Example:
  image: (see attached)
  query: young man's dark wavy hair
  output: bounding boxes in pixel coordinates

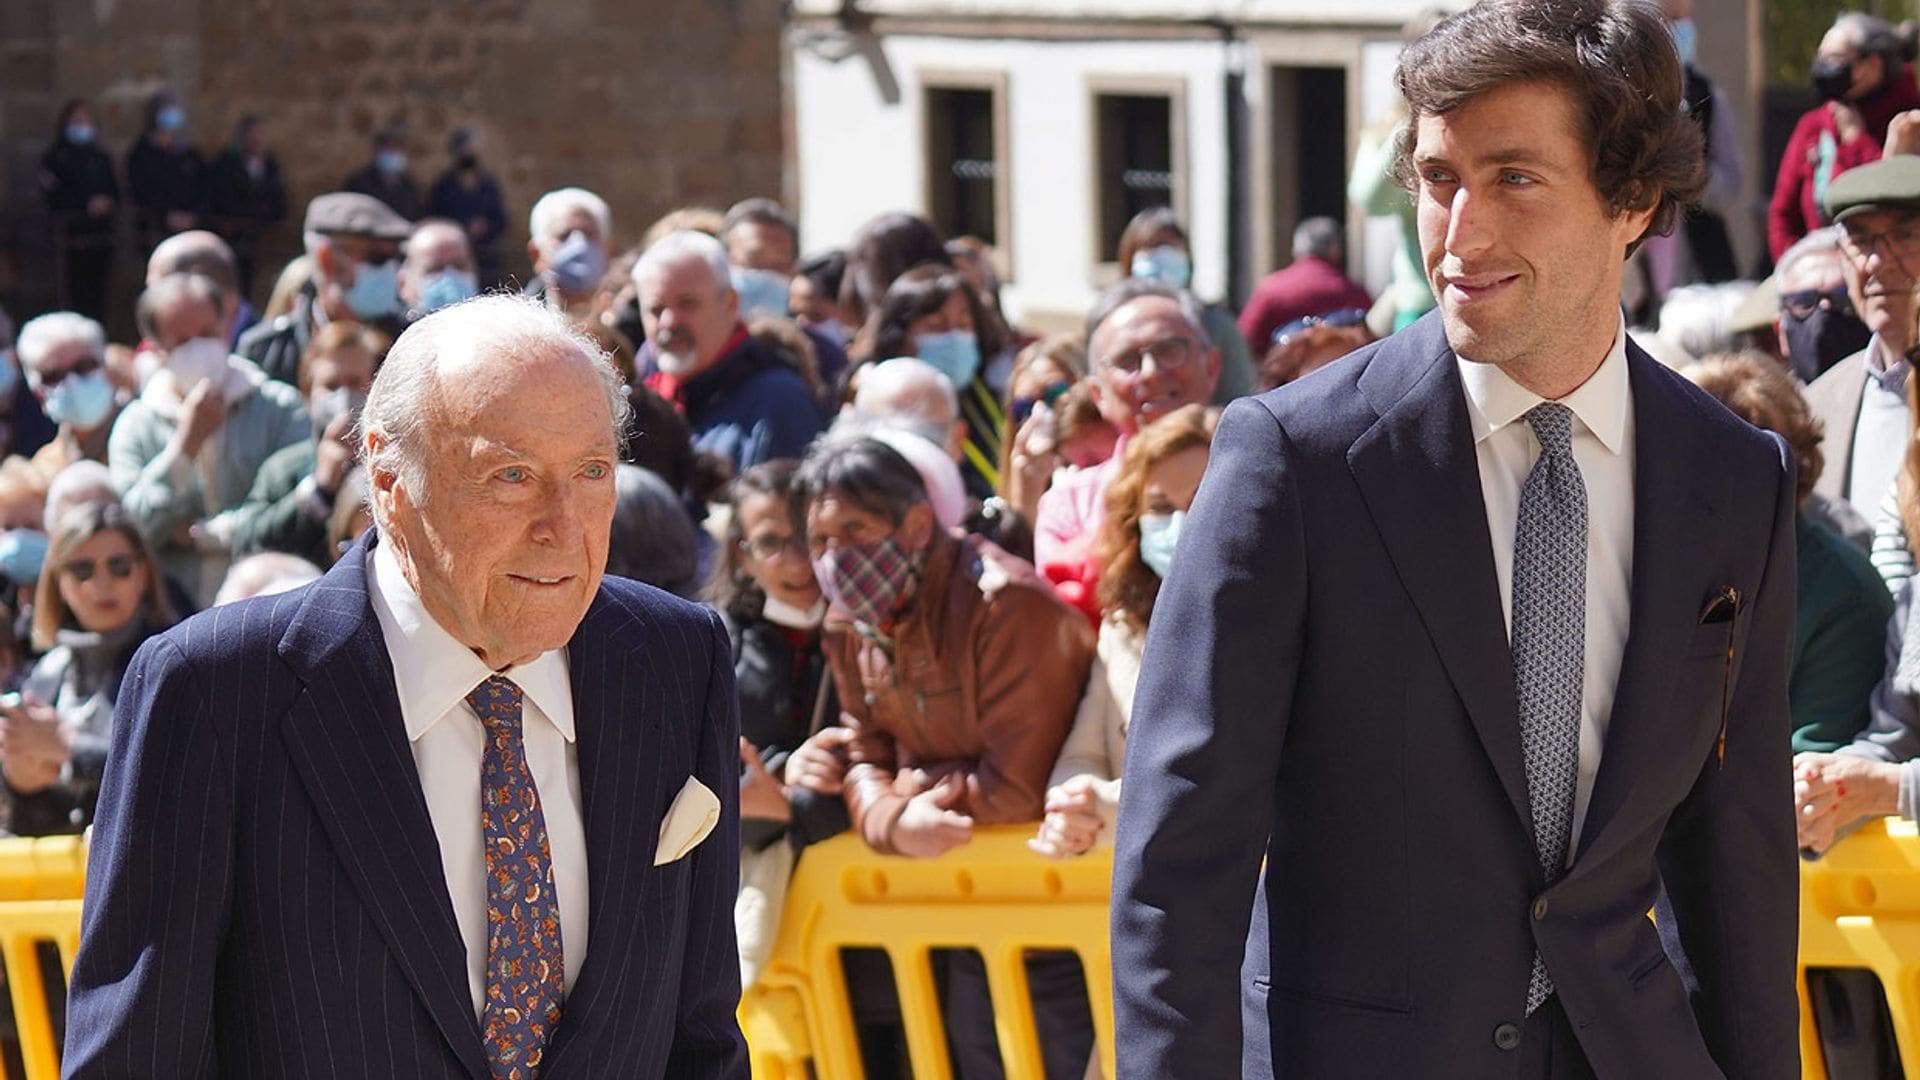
[1391,0,1705,254]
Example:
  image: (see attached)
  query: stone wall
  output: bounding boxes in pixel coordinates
[0,0,786,337]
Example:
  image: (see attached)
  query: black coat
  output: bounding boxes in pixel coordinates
[38,139,119,240]
[725,610,848,852]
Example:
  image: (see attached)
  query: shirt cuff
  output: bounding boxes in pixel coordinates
[294,474,334,522]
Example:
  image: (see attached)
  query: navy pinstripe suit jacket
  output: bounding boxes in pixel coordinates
[63,533,749,1078]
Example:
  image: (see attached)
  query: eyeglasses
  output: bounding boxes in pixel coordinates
[1100,336,1197,375]
[1780,287,1855,320]
[61,554,137,583]
[1273,308,1368,347]
[1010,380,1073,426]
[37,356,102,389]
[740,533,808,562]
[1841,222,1920,262]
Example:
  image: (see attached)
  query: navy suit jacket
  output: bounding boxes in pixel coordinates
[64,534,748,1078]
[1111,313,1800,1078]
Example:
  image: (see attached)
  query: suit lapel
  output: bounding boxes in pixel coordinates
[1573,349,1723,872]
[541,589,660,1066]
[275,538,487,1080]
[1347,322,1535,839]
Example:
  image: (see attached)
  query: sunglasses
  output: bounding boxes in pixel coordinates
[61,554,137,583]
[1273,308,1368,346]
[37,355,103,389]
[1010,381,1073,426]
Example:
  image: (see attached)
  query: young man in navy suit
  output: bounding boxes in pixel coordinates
[1112,1,1800,1077]
[66,295,748,1078]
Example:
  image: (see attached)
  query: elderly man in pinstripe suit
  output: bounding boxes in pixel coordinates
[64,294,748,1079]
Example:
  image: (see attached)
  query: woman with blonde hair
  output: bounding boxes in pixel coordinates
[1032,403,1216,857]
[2,500,173,834]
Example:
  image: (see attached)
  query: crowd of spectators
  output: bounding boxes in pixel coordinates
[22,4,1920,1075]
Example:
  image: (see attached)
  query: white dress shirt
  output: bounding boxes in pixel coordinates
[1457,319,1635,861]
[366,541,590,1019]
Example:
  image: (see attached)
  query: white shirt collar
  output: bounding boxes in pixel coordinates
[1456,314,1631,456]
[367,539,576,744]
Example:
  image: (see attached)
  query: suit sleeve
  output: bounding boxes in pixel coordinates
[1655,435,1801,1080]
[1110,398,1305,1078]
[64,635,234,1079]
[664,609,750,1078]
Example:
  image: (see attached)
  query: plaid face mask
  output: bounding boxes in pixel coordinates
[813,535,921,630]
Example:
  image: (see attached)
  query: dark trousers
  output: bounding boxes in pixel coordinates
[1521,996,1596,1080]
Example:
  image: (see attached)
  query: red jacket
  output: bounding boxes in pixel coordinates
[1769,68,1920,260]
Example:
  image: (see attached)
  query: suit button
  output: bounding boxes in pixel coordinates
[1493,1022,1522,1051]
[1532,897,1549,920]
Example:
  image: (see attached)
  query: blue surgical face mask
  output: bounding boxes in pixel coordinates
[375,149,407,176]
[344,258,402,320]
[1131,245,1193,290]
[44,369,115,430]
[0,529,48,586]
[415,267,478,315]
[65,123,96,146]
[914,329,981,389]
[1138,510,1186,579]
[807,318,849,350]
[547,230,608,295]
[731,267,791,320]
[0,350,18,403]
[1669,17,1698,68]
[156,105,186,134]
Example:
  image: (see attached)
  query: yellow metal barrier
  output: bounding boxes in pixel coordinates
[8,823,1920,1078]
[740,826,1115,1080]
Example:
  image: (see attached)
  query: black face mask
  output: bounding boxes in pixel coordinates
[1783,304,1872,380]
[1813,58,1857,102]
[457,153,479,171]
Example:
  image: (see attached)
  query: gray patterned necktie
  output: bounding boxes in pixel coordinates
[1511,402,1586,1014]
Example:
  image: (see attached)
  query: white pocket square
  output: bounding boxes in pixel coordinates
[655,776,721,866]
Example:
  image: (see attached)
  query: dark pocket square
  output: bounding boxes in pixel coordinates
[1699,587,1740,624]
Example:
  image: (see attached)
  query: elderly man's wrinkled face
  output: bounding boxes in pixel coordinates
[375,340,619,670]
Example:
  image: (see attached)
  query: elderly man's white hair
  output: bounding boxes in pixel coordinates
[528,187,612,251]
[358,294,632,526]
[851,356,960,436]
[16,312,105,382]
[43,460,116,534]
[632,230,733,296]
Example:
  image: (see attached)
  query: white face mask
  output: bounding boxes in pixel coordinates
[761,593,826,630]
[164,337,230,388]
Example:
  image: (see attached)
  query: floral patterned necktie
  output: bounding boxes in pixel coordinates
[467,675,565,1078]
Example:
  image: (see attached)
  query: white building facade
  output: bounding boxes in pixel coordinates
[786,0,1764,331]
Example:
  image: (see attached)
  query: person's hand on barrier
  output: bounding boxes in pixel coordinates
[739,738,793,823]
[0,697,69,795]
[786,726,854,795]
[1028,776,1104,859]
[1794,751,1901,853]
[891,773,974,858]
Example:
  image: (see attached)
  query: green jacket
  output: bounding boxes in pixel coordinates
[1793,513,1897,751]
[230,439,333,569]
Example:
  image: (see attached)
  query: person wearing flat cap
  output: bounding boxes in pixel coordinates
[1804,156,1920,538]
[237,191,412,386]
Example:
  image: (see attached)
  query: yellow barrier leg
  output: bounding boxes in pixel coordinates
[891,944,955,1080]
[1,933,57,1080]
[985,945,1045,1079]
[1083,949,1116,1080]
